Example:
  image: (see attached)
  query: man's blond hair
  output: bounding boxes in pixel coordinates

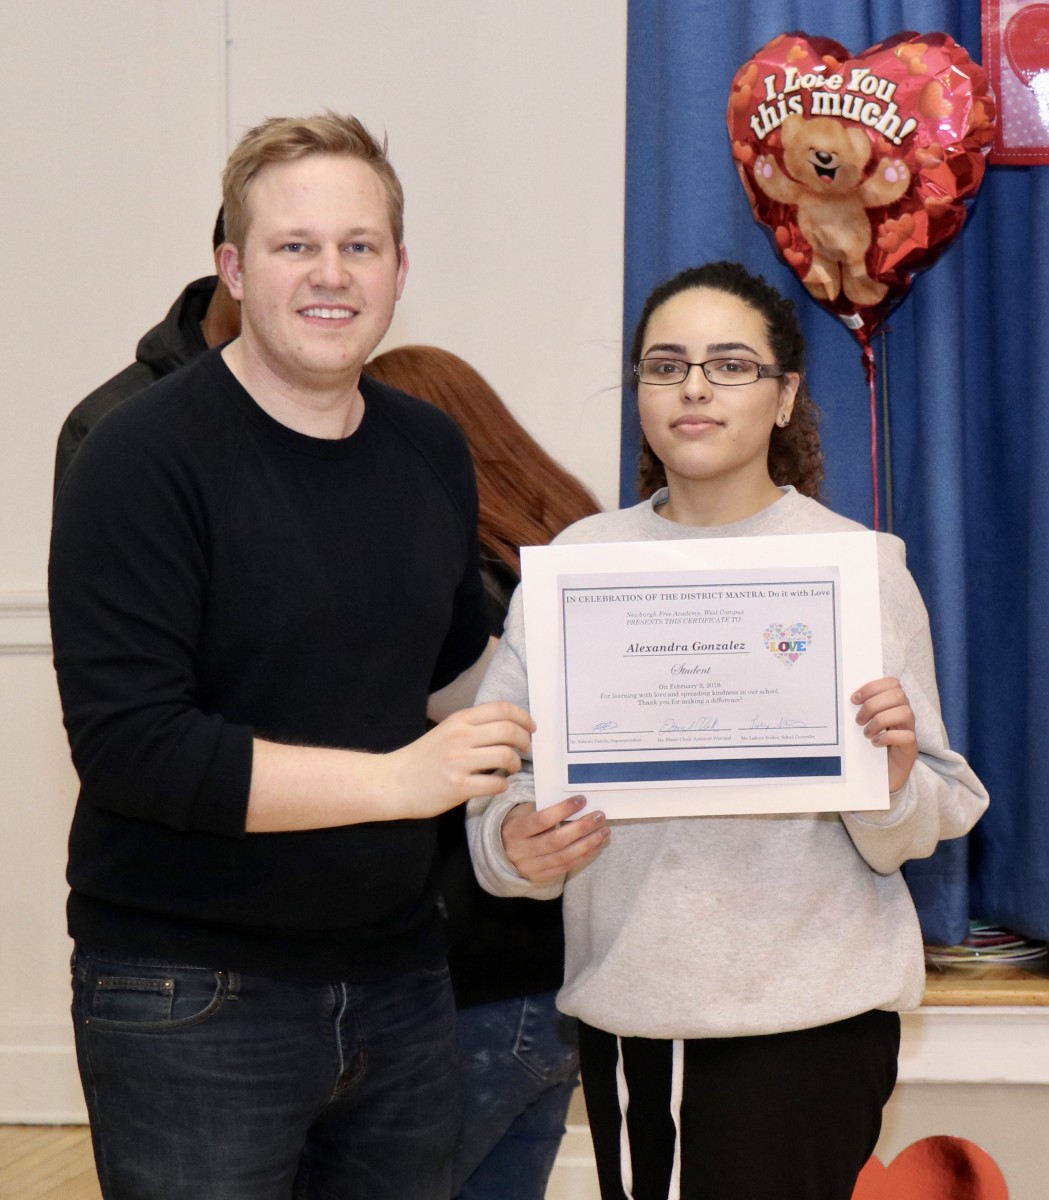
[221,112,404,249]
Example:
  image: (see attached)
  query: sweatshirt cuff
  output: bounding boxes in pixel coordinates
[466,788,564,901]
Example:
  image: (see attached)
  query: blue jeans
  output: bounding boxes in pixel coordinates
[453,992,579,1200]
[71,947,461,1200]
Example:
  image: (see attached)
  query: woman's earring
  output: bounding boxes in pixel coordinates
[777,414,790,427]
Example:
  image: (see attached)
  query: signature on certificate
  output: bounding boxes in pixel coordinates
[747,715,811,729]
[659,716,720,732]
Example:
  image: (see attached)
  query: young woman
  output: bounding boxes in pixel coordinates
[466,262,988,1200]
[365,345,600,1200]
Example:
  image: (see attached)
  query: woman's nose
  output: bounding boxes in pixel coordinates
[680,362,713,401]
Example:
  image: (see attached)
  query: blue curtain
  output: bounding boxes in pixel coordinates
[623,0,1049,944]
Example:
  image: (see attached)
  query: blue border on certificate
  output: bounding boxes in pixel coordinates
[568,756,843,783]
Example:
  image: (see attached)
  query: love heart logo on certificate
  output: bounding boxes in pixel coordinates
[764,622,813,666]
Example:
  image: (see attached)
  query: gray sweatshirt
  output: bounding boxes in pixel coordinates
[467,487,988,1039]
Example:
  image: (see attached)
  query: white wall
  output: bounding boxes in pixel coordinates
[0,0,626,1121]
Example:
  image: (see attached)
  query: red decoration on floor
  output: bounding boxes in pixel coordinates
[852,1136,1009,1199]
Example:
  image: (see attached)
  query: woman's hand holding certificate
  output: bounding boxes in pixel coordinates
[501,796,610,884]
[852,676,918,793]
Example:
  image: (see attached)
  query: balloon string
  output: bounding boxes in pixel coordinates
[862,342,879,531]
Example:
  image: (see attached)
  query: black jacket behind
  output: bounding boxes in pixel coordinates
[53,276,217,498]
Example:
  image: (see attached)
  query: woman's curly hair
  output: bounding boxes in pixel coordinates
[630,261,824,502]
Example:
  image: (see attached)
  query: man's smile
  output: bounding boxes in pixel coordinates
[299,306,357,319]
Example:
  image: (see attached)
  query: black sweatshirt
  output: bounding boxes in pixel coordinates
[50,351,488,981]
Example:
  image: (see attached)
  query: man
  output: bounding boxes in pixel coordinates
[49,114,534,1200]
[53,210,241,495]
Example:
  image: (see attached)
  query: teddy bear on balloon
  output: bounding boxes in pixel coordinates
[751,113,911,307]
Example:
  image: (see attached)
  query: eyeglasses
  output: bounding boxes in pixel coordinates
[635,357,785,387]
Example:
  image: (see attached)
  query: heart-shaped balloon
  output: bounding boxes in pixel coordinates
[727,31,996,340]
[852,1136,1009,1199]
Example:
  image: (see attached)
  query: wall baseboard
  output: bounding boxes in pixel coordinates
[545,1126,601,1200]
[0,591,50,656]
[898,1005,1049,1084]
[0,1022,87,1124]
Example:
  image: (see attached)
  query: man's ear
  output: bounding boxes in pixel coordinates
[395,244,409,301]
[218,242,245,301]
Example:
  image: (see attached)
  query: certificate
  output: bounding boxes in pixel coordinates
[520,532,888,818]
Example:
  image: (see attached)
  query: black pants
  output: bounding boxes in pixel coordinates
[578,1010,900,1200]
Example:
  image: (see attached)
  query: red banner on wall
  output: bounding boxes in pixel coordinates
[984,0,1049,162]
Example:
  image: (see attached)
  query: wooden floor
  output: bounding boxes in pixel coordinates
[0,1126,101,1200]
